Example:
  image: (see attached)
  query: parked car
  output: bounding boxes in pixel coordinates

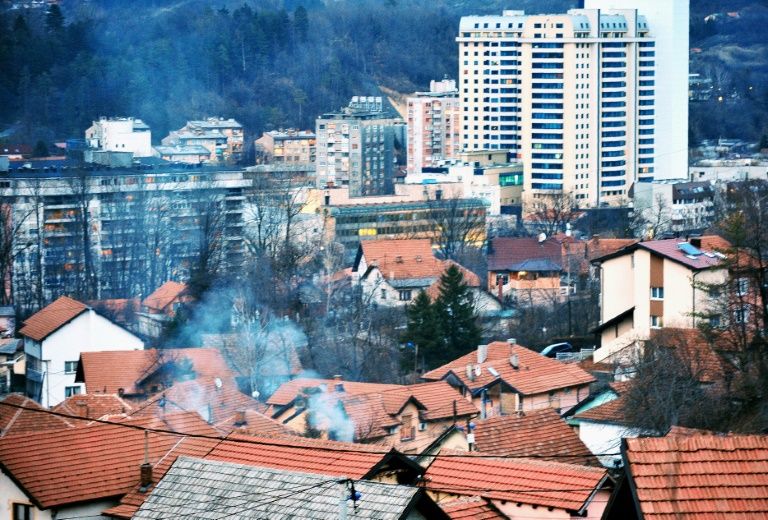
[540,342,573,358]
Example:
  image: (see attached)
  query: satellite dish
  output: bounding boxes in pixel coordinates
[251,390,260,399]
[538,232,547,243]
[214,377,223,389]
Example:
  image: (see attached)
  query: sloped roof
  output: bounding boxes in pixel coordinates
[422,342,595,395]
[132,457,430,520]
[488,237,562,272]
[0,338,22,356]
[424,453,607,512]
[267,378,401,407]
[473,409,600,466]
[574,382,631,426]
[18,296,89,341]
[379,381,478,421]
[141,281,188,312]
[52,394,134,420]
[0,394,74,437]
[624,433,768,519]
[649,328,733,384]
[594,236,728,271]
[0,413,220,509]
[215,409,298,437]
[440,496,506,519]
[78,348,234,395]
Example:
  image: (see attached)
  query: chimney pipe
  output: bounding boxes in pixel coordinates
[510,354,519,370]
[506,338,516,345]
[234,410,246,426]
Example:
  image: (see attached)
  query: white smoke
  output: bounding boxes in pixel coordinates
[305,391,355,442]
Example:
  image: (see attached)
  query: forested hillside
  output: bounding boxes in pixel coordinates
[0,0,765,149]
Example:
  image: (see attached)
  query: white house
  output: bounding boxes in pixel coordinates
[22,296,144,407]
[85,117,153,157]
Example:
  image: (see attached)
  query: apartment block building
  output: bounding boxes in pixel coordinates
[3,165,249,308]
[85,117,153,157]
[254,129,316,164]
[632,180,716,235]
[406,78,461,175]
[315,97,406,197]
[162,117,244,164]
[458,6,664,208]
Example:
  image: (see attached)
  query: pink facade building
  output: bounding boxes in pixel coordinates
[406,78,460,175]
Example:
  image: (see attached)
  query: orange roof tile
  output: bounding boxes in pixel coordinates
[422,342,595,396]
[19,296,88,341]
[79,348,235,395]
[649,328,733,384]
[266,378,401,407]
[359,239,445,280]
[625,433,768,519]
[0,412,220,509]
[0,394,74,437]
[440,496,506,519]
[52,394,134,420]
[215,409,297,437]
[574,393,630,426]
[424,453,607,511]
[473,409,600,466]
[141,281,188,313]
[379,381,478,421]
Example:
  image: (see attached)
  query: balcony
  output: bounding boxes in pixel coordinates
[27,366,44,383]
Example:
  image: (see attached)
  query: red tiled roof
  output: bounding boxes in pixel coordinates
[0,412,220,509]
[129,376,263,425]
[473,409,600,466]
[574,383,631,426]
[266,378,401,407]
[358,239,438,278]
[440,496,506,519]
[19,296,88,341]
[625,433,768,519]
[141,281,188,313]
[79,348,234,395]
[488,237,562,272]
[424,453,607,512]
[215,409,297,437]
[379,381,478,421]
[422,342,595,395]
[649,328,732,384]
[52,394,134,420]
[0,394,74,437]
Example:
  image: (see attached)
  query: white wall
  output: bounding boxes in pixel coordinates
[31,310,144,407]
[0,473,52,520]
[579,420,641,467]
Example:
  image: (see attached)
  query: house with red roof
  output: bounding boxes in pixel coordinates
[606,430,768,519]
[591,236,730,363]
[423,452,612,519]
[422,340,595,417]
[487,236,564,305]
[136,281,191,338]
[269,378,478,451]
[352,238,500,314]
[21,296,144,407]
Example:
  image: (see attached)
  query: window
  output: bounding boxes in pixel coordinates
[65,385,82,398]
[12,504,32,520]
[737,278,749,296]
[400,414,415,441]
[651,287,664,300]
[734,307,749,324]
[64,360,78,374]
[650,315,663,328]
[399,290,412,301]
[709,315,722,328]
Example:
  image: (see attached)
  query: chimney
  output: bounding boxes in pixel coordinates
[466,364,475,382]
[690,237,702,249]
[333,374,342,381]
[510,354,519,370]
[75,399,89,418]
[477,344,488,364]
[140,463,153,490]
[506,338,516,345]
[234,410,246,426]
[335,383,345,392]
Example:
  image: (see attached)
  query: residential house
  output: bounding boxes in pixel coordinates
[0,339,23,395]
[76,347,234,399]
[424,453,612,519]
[254,129,316,164]
[132,457,448,520]
[152,144,211,164]
[22,296,144,407]
[591,236,730,363]
[352,238,500,314]
[136,281,190,338]
[85,117,153,157]
[606,431,768,519]
[52,393,135,420]
[632,179,716,235]
[472,408,599,466]
[422,340,595,417]
[162,117,244,164]
[269,378,478,452]
[487,236,564,305]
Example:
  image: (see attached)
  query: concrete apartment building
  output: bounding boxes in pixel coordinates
[315,96,406,197]
[85,117,153,157]
[254,129,316,164]
[162,117,244,164]
[406,78,461,175]
[458,1,688,208]
[632,180,716,235]
[3,164,249,307]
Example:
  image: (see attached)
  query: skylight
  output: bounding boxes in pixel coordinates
[678,242,703,257]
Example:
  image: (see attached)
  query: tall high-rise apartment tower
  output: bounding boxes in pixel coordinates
[458,1,688,208]
[406,78,461,175]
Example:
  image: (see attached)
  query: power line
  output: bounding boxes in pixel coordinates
[0,400,622,460]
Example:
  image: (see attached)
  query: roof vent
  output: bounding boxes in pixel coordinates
[507,338,516,345]
[474,365,482,377]
[487,366,499,377]
[395,256,404,263]
[510,354,519,370]
[415,255,422,263]
[466,364,475,382]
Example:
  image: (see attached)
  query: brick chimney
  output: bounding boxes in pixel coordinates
[140,463,153,491]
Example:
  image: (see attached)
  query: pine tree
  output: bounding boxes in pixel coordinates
[402,290,440,375]
[46,5,64,33]
[32,140,49,158]
[434,264,481,365]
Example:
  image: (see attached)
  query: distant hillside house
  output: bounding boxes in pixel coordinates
[21,296,144,407]
[136,281,190,339]
[85,117,153,157]
[162,117,243,164]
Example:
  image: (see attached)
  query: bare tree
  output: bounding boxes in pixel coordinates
[425,195,487,261]
[0,198,34,306]
[527,191,578,238]
[629,193,672,239]
[66,171,99,300]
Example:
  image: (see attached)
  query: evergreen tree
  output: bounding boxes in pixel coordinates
[32,140,48,157]
[46,5,64,33]
[433,264,481,365]
[293,6,308,42]
[401,290,440,375]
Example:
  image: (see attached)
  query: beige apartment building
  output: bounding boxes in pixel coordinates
[592,236,727,363]
[162,117,244,164]
[255,129,316,164]
[458,7,660,209]
[406,78,461,175]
